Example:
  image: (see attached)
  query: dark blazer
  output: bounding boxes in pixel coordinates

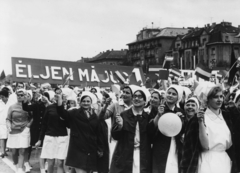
[97,114,110,172]
[57,106,103,171]
[109,108,152,173]
[148,103,185,173]
[22,101,46,146]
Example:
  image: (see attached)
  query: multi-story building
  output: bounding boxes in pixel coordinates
[127,27,189,72]
[77,49,129,65]
[171,22,240,70]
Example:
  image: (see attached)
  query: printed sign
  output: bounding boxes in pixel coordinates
[12,57,145,87]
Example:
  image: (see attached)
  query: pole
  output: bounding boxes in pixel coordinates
[162,60,166,69]
[180,57,182,70]
[220,60,238,84]
[193,55,196,69]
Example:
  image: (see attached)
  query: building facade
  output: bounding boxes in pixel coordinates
[171,22,240,70]
[77,49,129,65]
[127,27,189,72]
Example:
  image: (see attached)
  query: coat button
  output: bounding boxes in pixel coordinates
[88,153,90,156]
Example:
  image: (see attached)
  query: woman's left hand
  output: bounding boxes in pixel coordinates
[176,112,184,119]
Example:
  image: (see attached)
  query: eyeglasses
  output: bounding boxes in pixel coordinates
[17,94,24,97]
[133,94,143,99]
[123,91,131,95]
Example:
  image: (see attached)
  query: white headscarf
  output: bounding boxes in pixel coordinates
[186,97,200,109]
[182,86,192,101]
[167,85,183,104]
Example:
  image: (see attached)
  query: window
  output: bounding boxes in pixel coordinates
[225,36,229,42]
[234,47,239,58]
[211,48,216,55]
[202,38,207,46]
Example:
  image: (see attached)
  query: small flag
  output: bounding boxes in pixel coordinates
[148,65,162,72]
[126,72,134,84]
[218,70,227,78]
[0,70,6,80]
[163,56,173,69]
[113,71,126,84]
[195,65,212,81]
[184,74,192,81]
[62,72,74,87]
[169,68,181,78]
[159,69,169,80]
[145,73,159,88]
[165,56,174,61]
[28,76,33,85]
[228,48,238,85]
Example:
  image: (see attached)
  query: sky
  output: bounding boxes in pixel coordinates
[0,0,239,75]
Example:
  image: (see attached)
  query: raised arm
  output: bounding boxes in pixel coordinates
[98,98,112,119]
[111,113,124,140]
[55,93,71,122]
[197,109,209,150]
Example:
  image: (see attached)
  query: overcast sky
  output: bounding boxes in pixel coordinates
[0,0,239,74]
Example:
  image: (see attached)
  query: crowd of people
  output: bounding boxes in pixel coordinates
[0,78,240,173]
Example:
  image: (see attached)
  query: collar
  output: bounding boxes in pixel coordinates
[144,106,151,114]
[166,102,175,111]
[132,107,143,116]
[205,107,223,121]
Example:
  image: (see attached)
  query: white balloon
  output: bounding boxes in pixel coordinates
[158,113,182,137]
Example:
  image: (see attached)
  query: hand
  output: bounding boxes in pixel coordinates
[197,108,205,124]
[6,124,11,133]
[158,104,165,115]
[97,151,103,158]
[176,112,184,119]
[35,140,41,148]
[116,114,123,127]
[105,97,112,105]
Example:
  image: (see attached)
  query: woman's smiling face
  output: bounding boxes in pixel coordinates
[166,88,178,104]
[80,96,92,109]
[150,92,161,107]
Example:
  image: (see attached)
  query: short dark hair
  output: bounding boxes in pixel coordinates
[1,87,10,93]
[0,90,9,98]
[43,92,50,101]
[17,82,24,87]
[54,87,62,93]
[151,91,162,101]
[123,86,133,95]
[80,95,92,103]
[207,85,223,101]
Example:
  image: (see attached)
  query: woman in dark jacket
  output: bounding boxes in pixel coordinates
[35,90,68,173]
[148,85,185,173]
[56,92,104,173]
[110,89,152,173]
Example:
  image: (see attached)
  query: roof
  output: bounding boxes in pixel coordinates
[211,22,240,34]
[156,28,189,37]
[88,50,127,62]
[182,28,204,40]
[208,22,240,43]
[127,27,189,45]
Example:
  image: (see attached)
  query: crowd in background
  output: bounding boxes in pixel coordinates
[0,77,240,173]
